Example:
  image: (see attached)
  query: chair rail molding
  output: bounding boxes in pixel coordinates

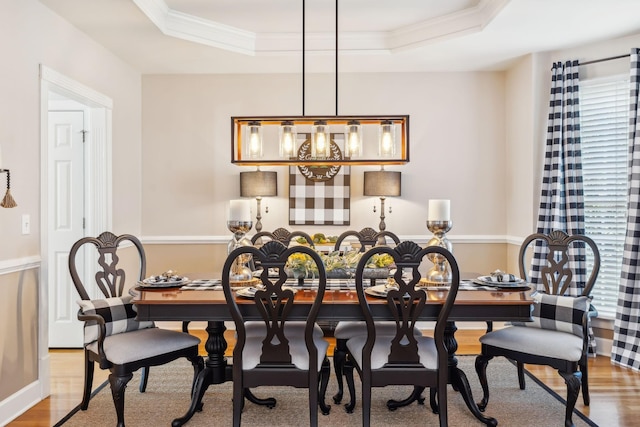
[0,256,41,275]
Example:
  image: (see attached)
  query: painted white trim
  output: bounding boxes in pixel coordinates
[0,381,43,426]
[40,66,113,109]
[132,0,509,56]
[0,256,40,275]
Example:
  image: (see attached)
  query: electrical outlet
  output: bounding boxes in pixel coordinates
[21,214,30,235]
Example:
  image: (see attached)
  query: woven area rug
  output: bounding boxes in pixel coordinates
[57,356,596,426]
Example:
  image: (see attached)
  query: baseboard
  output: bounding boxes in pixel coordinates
[0,381,42,426]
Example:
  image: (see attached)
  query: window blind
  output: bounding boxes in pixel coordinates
[579,75,629,319]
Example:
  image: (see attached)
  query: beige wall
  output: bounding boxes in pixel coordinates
[0,268,38,401]
[141,72,508,239]
[0,0,142,422]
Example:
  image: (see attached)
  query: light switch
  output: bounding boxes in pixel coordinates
[22,214,30,235]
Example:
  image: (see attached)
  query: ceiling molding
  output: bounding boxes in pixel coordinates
[133,0,509,56]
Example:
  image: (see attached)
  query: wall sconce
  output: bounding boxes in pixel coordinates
[363,168,401,231]
[239,169,277,232]
[0,147,17,208]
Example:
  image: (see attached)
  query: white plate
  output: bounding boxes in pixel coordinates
[364,284,416,298]
[139,276,189,288]
[236,286,297,299]
[476,275,525,285]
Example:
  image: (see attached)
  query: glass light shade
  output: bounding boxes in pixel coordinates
[245,121,263,159]
[279,121,297,157]
[379,120,396,157]
[311,120,331,158]
[344,120,362,158]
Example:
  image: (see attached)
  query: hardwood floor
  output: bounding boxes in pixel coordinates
[8,329,640,426]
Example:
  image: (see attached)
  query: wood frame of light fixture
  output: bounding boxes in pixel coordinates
[231,115,410,166]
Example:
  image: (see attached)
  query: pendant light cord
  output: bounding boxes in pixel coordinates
[335,0,339,116]
[302,0,305,116]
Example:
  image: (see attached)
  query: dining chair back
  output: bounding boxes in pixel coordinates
[251,227,314,247]
[344,241,460,426]
[475,230,600,427]
[331,227,403,405]
[222,240,332,427]
[68,231,202,427]
[333,227,400,253]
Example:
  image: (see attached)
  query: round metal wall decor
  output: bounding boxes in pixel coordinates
[296,138,343,182]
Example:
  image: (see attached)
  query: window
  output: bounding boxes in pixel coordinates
[579,75,629,319]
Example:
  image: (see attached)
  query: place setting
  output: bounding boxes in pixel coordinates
[470,269,531,291]
[137,270,190,289]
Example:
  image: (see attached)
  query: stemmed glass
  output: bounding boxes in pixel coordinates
[227,219,253,282]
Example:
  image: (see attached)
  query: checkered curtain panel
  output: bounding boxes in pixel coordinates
[289,166,350,225]
[612,48,640,371]
[532,60,587,297]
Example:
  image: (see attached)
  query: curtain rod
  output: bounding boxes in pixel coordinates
[580,53,630,66]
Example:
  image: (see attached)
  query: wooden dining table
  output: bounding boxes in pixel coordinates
[132,278,534,427]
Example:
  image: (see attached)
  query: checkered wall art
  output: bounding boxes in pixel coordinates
[289,133,350,225]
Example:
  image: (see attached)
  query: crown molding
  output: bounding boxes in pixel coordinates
[133,0,510,56]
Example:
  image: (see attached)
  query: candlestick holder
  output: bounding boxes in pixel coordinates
[423,220,453,285]
[227,219,253,282]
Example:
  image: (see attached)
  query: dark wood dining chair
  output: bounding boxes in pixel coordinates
[251,227,314,247]
[331,227,408,405]
[222,240,332,427]
[475,230,600,427]
[68,231,203,427]
[343,241,460,426]
[333,227,400,253]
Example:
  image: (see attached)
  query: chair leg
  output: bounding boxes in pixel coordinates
[343,357,356,413]
[475,354,493,411]
[309,377,319,427]
[437,378,448,427]
[362,376,372,427]
[559,370,581,427]
[109,372,133,427]
[429,387,438,414]
[189,355,205,408]
[233,382,244,427]
[332,338,348,404]
[81,355,94,410]
[579,358,590,406]
[319,357,332,415]
[139,366,149,392]
[517,361,526,389]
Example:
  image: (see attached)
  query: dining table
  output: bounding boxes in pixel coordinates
[131,276,534,427]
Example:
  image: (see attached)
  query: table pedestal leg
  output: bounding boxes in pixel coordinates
[172,321,232,427]
[386,321,498,426]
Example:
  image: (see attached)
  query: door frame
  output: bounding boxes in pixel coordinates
[39,65,113,394]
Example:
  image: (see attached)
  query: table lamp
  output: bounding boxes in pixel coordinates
[363,168,401,231]
[239,169,277,232]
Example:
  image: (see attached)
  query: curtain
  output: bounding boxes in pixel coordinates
[612,48,640,370]
[531,60,587,296]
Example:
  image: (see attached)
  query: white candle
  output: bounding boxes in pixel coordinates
[428,199,450,221]
[229,199,251,222]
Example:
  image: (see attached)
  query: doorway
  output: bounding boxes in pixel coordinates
[40,65,113,350]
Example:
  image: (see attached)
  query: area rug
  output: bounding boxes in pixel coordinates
[56,356,596,426]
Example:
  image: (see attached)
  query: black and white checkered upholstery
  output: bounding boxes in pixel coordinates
[77,295,155,344]
[532,59,587,297]
[512,293,590,338]
[612,48,640,370]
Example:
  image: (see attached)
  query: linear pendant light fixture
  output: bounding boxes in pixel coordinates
[231,0,409,166]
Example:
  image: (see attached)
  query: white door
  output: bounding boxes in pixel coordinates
[48,110,86,348]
